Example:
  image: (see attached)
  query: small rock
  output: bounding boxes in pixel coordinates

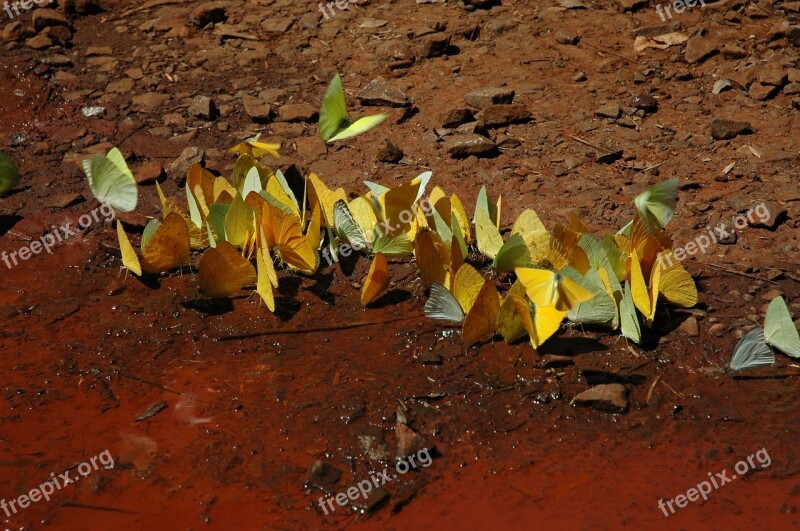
[632,21,682,37]
[356,77,409,107]
[294,136,327,161]
[133,160,164,185]
[443,134,497,158]
[349,486,389,513]
[376,138,403,163]
[708,323,728,337]
[455,121,489,136]
[684,35,717,64]
[25,34,52,50]
[573,71,587,82]
[421,33,451,58]
[242,95,273,123]
[60,0,103,16]
[190,1,227,27]
[188,95,217,121]
[710,117,751,140]
[441,107,474,128]
[132,92,171,113]
[721,44,747,59]
[277,103,317,123]
[395,423,425,459]
[784,83,800,95]
[86,46,112,56]
[465,87,514,109]
[40,54,71,66]
[305,460,341,492]
[748,82,779,101]
[749,201,786,230]
[47,192,84,209]
[595,102,621,119]
[554,31,579,45]
[788,68,800,83]
[618,0,648,12]
[480,104,531,127]
[630,94,658,112]
[170,147,204,184]
[3,21,33,42]
[32,9,73,32]
[570,384,629,413]
[679,316,700,337]
[758,65,786,86]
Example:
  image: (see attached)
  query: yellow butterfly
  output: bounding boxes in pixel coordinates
[227,136,281,159]
[199,240,257,298]
[630,248,697,325]
[615,214,671,282]
[361,252,390,305]
[508,295,569,349]
[116,221,142,276]
[515,267,594,312]
[256,227,278,312]
[496,281,529,343]
[141,213,192,274]
[264,203,319,274]
[307,172,347,229]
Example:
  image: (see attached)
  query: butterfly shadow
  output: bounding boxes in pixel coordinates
[303,270,336,305]
[0,214,22,236]
[537,336,608,357]
[181,296,234,316]
[366,289,412,309]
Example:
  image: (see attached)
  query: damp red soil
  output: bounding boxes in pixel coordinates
[2,1,800,530]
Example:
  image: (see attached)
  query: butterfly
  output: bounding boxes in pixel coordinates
[319,73,386,143]
[619,280,642,344]
[505,294,569,349]
[83,147,138,212]
[619,178,679,235]
[729,327,775,371]
[560,266,618,329]
[0,152,20,195]
[764,296,800,358]
[515,267,594,312]
[474,209,531,273]
[630,248,697,326]
[361,252,390,305]
[227,134,281,159]
[139,213,192,274]
[199,240,257,298]
[255,227,279,312]
[116,221,142,276]
[425,264,500,345]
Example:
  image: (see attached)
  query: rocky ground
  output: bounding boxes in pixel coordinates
[1,0,800,529]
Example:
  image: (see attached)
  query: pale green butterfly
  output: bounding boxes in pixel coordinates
[424,282,465,323]
[333,199,370,252]
[618,178,679,236]
[83,147,138,212]
[0,152,20,196]
[319,73,386,143]
[372,233,413,257]
[764,296,800,359]
[561,266,617,328]
[474,209,529,273]
[620,281,642,344]
[729,327,775,370]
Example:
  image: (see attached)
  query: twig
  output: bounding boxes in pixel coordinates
[646,375,661,405]
[707,263,777,285]
[568,135,614,154]
[660,380,685,399]
[61,501,137,514]
[217,315,421,341]
[582,40,638,65]
[116,371,187,397]
[508,485,543,509]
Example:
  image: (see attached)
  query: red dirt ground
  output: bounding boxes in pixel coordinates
[2,0,800,529]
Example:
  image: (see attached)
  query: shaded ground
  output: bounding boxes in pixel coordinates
[1,0,800,529]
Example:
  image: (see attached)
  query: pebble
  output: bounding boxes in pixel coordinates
[25,35,52,50]
[464,87,515,109]
[595,102,621,119]
[356,77,409,107]
[708,323,728,337]
[376,138,403,163]
[170,147,205,184]
[479,104,531,127]
[441,107,474,128]
[305,461,341,492]
[684,35,718,64]
[749,82,779,101]
[570,384,629,413]
[277,103,317,123]
[421,33,451,58]
[679,316,700,337]
[242,95,273,123]
[190,2,228,27]
[32,9,73,32]
[630,94,658,112]
[710,117,751,140]
[444,134,497,158]
[554,31,579,45]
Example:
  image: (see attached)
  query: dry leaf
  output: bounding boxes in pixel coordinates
[634,32,689,53]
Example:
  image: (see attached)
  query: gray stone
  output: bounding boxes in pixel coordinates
[356,77,409,107]
[277,103,317,123]
[376,138,403,163]
[188,95,217,120]
[132,92,171,112]
[465,87,514,109]
[684,35,717,64]
[190,2,227,27]
[421,33,451,57]
[32,9,73,32]
[170,147,205,184]
[444,134,497,158]
[480,104,531,127]
[441,107,474,128]
[748,82,779,101]
[595,102,621,119]
[242,95,273,123]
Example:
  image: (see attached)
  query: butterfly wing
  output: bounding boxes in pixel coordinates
[334,199,369,251]
[199,240,257,298]
[462,280,501,345]
[84,148,138,212]
[361,252,390,305]
[475,208,503,260]
[764,296,800,358]
[730,327,775,370]
[516,267,557,308]
[0,152,20,195]
[635,178,678,232]
[425,282,466,322]
[453,263,485,314]
[319,73,348,141]
[493,233,531,273]
[116,221,142,276]
[141,213,191,273]
[620,280,642,344]
[328,114,387,142]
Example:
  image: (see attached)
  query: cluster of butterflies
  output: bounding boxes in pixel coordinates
[422,178,698,348]
[730,296,800,370]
